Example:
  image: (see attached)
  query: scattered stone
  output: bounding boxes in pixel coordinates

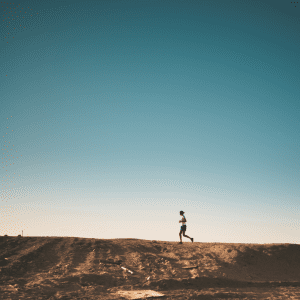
[121,266,133,274]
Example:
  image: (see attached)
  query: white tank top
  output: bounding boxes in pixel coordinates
[181,214,186,225]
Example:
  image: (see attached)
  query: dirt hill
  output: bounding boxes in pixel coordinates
[1,236,300,299]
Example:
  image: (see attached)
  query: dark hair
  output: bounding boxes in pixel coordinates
[180,211,184,214]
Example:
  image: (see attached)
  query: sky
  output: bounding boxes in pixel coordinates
[0,0,299,243]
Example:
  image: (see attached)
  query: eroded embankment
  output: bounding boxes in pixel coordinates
[0,236,300,299]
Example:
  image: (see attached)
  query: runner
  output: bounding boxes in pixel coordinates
[179,210,194,244]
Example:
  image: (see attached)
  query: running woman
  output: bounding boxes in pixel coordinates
[179,210,194,244]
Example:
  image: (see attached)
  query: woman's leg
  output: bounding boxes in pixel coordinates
[183,232,192,241]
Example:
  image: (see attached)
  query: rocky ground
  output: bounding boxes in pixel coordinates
[0,236,300,299]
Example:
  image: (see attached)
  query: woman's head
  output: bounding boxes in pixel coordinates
[180,210,184,215]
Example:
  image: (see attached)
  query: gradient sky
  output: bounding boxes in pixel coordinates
[1,0,299,243]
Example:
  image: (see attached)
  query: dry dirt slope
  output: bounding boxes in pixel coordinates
[0,236,300,299]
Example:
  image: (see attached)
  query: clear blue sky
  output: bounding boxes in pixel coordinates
[1,0,299,243]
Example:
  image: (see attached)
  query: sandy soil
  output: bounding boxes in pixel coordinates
[1,236,300,299]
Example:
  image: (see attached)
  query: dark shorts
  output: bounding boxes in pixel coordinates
[180,225,186,232]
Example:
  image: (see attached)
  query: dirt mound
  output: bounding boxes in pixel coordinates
[0,236,299,299]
